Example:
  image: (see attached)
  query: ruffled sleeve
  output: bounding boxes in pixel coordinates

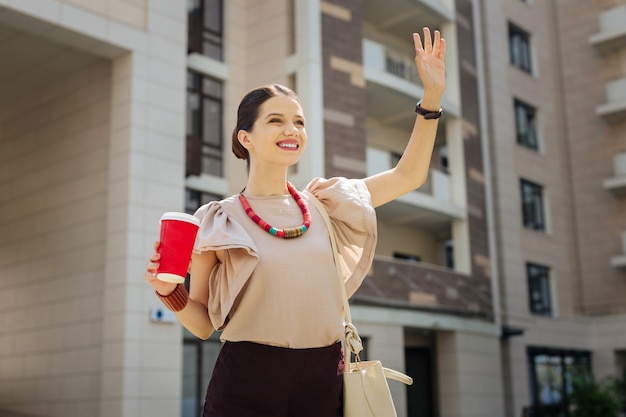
[193,201,259,330]
[306,177,377,297]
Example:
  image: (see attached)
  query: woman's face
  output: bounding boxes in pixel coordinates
[238,95,307,168]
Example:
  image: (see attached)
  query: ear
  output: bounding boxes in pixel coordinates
[237,129,253,150]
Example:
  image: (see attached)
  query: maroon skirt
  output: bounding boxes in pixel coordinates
[203,341,344,417]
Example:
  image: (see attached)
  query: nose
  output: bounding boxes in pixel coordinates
[284,123,299,136]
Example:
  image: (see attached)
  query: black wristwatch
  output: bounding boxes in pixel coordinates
[415,100,443,120]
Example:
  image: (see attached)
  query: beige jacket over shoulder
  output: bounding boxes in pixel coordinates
[193,177,377,349]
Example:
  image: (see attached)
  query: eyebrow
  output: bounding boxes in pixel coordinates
[264,113,305,120]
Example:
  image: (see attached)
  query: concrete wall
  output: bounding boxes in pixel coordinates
[554,0,626,315]
[0,58,111,417]
[0,2,188,416]
[437,331,505,417]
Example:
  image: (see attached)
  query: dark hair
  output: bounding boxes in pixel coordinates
[231,84,300,168]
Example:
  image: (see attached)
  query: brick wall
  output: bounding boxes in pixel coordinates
[456,0,492,282]
[321,0,367,178]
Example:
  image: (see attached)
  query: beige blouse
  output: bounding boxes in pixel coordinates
[193,177,377,348]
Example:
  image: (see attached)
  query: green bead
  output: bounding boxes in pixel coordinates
[270,227,277,236]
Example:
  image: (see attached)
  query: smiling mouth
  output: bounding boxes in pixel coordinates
[277,142,299,150]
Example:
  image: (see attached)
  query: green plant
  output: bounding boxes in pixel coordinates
[569,375,624,417]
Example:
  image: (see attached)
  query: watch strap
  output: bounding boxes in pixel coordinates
[415,100,443,120]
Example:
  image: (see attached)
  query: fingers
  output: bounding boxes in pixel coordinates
[146,259,159,281]
[414,28,444,58]
[423,27,433,54]
[145,241,161,282]
[413,32,423,54]
[438,38,446,60]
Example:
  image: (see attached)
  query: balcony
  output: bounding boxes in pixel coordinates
[610,231,626,270]
[363,38,460,131]
[603,151,626,196]
[596,77,626,123]
[353,256,492,319]
[589,5,626,54]
[367,147,466,232]
[363,0,454,41]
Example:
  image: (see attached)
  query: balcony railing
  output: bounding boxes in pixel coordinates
[610,231,626,270]
[603,151,626,196]
[353,256,493,319]
[363,38,459,131]
[367,147,449,200]
[596,76,626,123]
[385,47,421,85]
[363,38,422,92]
[589,4,626,54]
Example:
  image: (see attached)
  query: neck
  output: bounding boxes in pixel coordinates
[243,166,290,197]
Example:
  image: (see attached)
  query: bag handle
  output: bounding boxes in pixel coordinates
[309,192,413,386]
[308,192,364,359]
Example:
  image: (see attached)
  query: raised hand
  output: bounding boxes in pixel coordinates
[413,27,446,97]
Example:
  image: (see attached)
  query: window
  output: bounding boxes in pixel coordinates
[617,351,626,412]
[185,189,221,214]
[527,263,551,316]
[393,252,421,263]
[182,331,222,417]
[186,71,224,177]
[188,0,223,60]
[528,347,591,417]
[509,22,532,73]
[445,239,454,269]
[515,99,538,150]
[439,145,448,170]
[520,179,545,231]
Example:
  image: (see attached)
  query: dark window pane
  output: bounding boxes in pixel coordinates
[520,179,545,231]
[202,98,221,146]
[203,77,222,97]
[528,348,591,417]
[186,72,202,137]
[201,341,222,391]
[203,0,222,32]
[187,92,201,137]
[509,23,532,73]
[181,344,199,417]
[203,33,223,61]
[201,151,223,177]
[527,263,551,316]
[515,99,538,150]
[182,334,223,417]
[188,0,223,60]
[186,70,224,177]
[185,189,221,213]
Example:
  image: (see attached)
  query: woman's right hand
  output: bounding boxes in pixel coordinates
[145,241,178,296]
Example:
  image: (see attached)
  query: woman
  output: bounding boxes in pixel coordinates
[145,27,446,417]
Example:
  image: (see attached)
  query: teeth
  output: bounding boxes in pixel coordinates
[279,143,298,149]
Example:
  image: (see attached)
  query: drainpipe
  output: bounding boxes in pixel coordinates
[472,0,501,332]
[473,1,508,415]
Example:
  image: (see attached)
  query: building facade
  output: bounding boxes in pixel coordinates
[479,0,626,416]
[0,1,624,417]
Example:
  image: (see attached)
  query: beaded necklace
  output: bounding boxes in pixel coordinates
[239,182,311,239]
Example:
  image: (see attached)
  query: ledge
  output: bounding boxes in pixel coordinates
[589,28,626,54]
[610,254,626,269]
[596,100,626,123]
[603,176,626,197]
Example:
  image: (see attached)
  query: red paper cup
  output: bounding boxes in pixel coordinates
[157,212,200,283]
